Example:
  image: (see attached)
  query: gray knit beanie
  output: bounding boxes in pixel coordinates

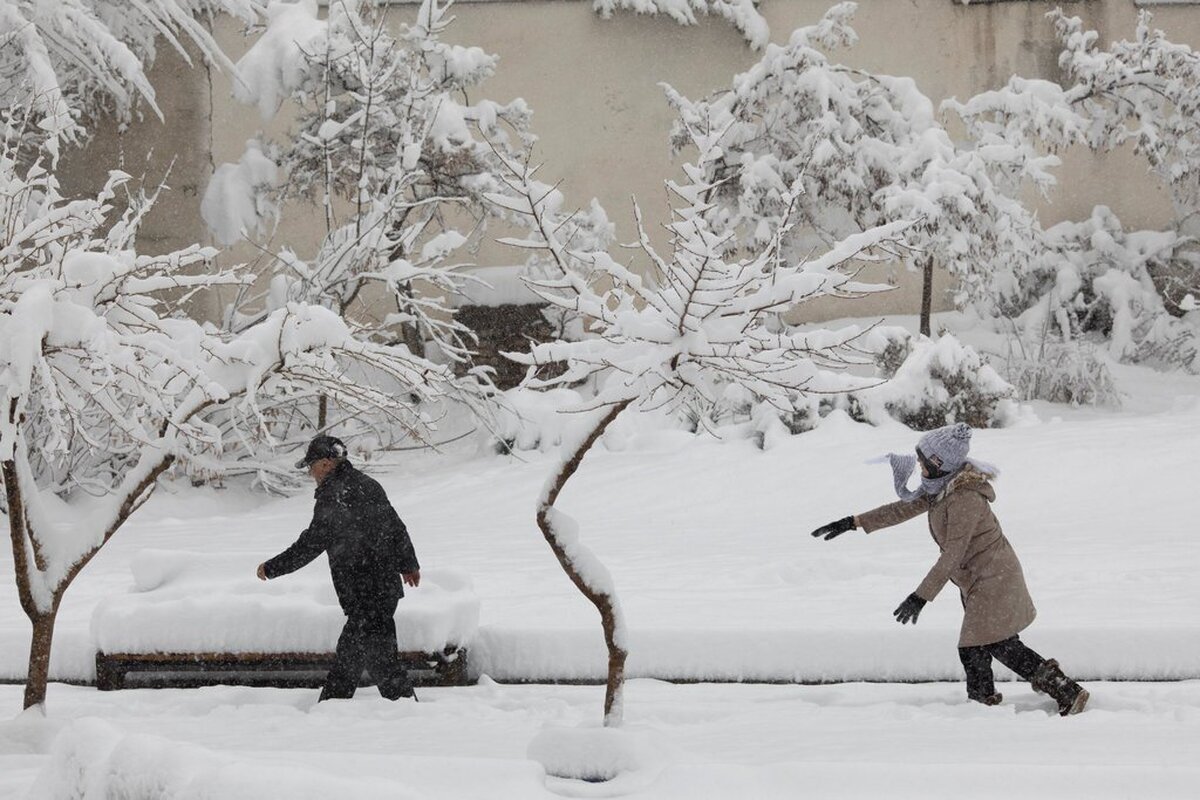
[874,422,987,502]
[916,422,972,474]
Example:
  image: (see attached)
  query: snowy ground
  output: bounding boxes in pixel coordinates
[2,680,1198,798]
[3,361,1197,684]
[2,318,1198,797]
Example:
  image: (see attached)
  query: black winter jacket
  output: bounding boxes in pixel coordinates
[263,461,420,617]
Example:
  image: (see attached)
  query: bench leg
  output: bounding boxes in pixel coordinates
[438,648,469,686]
[95,654,126,691]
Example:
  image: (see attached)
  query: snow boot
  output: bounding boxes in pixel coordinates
[969,692,1003,707]
[1031,659,1089,716]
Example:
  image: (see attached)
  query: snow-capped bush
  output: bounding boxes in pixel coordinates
[855,333,1018,430]
[995,207,1197,373]
[946,11,1200,373]
[996,335,1120,408]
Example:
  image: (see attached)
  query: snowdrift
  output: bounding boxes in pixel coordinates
[30,718,422,800]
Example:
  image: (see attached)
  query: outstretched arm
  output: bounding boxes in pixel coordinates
[260,505,335,579]
[856,496,932,534]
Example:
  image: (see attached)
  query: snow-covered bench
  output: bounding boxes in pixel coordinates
[91,551,479,691]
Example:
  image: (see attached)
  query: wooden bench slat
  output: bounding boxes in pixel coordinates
[95,647,469,691]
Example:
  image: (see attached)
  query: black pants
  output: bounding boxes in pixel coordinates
[319,612,413,702]
[958,635,1045,699]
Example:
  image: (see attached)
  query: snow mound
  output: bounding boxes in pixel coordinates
[528,724,667,788]
[91,551,478,655]
[30,718,422,800]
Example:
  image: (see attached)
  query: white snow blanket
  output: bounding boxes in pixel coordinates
[91,551,478,655]
[30,718,423,800]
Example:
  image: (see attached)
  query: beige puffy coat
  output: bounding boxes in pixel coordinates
[857,466,1037,648]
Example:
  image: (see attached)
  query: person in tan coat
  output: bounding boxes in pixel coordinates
[810,423,1089,716]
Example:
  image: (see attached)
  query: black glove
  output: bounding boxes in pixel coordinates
[893,593,927,625]
[810,516,856,540]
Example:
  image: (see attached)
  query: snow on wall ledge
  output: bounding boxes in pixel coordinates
[90,551,479,655]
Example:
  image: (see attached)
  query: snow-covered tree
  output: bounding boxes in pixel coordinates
[593,0,769,50]
[944,10,1200,371]
[202,0,527,476]
[0,117,490,709]
[517,196,615,342]
[489,128,908,726]
[664,2,1041,336]
[0,0,260,157]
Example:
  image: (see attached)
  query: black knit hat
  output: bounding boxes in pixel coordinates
[295,435,348,470]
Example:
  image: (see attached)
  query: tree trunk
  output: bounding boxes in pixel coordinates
[317,395,328,431]
[920,255,935,338]
[23,609,57,709]
[536,400,633,726]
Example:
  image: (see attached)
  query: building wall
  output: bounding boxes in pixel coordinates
[63,0,1200,323]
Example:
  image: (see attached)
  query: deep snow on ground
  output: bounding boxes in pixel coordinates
[2,680,1198,799]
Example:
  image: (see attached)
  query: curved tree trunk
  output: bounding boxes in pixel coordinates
[4,448,176,711]
[23,610,57,709]
[535,400,632,726]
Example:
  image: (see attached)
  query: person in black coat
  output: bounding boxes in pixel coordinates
[257,435,421,701]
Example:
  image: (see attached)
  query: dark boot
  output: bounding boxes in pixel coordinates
[969,692,1003,706]
[1031,659,1089,716]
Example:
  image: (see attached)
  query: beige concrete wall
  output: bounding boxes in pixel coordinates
[64,0,1200,323]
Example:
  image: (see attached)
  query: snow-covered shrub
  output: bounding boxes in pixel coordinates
[997,208,1198,373]
[947,11,1200,371]
[997,335,1120,408]
[854,333,1017,431]
[713,329,1016,438]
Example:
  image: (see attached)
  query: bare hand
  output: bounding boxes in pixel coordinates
[257,563,268,581]
[403,571,420,588]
